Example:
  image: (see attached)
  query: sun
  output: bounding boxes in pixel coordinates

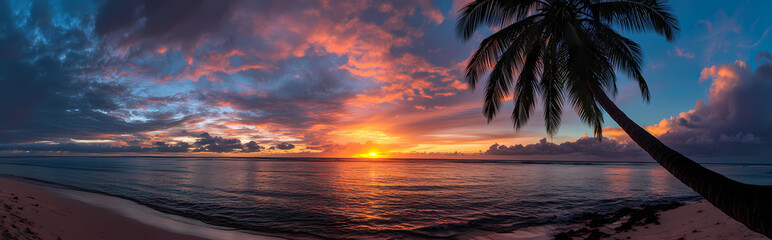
[358,151,385,158]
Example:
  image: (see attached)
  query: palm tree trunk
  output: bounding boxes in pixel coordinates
[588,83,772,238]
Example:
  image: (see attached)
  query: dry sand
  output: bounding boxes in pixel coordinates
[469,200,767,240]
[609,201,767,240]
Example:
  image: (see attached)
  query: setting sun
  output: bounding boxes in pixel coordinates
[358,151,385,158]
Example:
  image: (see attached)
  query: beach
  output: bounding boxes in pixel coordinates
[1,175,766,240]
[465,201,768,240]
[540,200,768,240]
[609,201,767,240]
[0,176,286,240]
[0,176,208,240]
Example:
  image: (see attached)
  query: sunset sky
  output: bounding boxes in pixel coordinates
[1,0,771,161]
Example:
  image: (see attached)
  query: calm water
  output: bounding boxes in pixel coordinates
[0,157,770,239]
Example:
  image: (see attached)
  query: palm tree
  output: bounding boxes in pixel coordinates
[457,0,772,237]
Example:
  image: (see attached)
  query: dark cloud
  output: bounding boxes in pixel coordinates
[642,59,772,157]
[0,133,270,154]
[193,132,243,153]
[243,141,265,153]
[96,0,237,54]
[275,142,295,150]
[756,50,772,63]
[195,55,358,131]
[0,0,189,144]
[486,137,645,158]
[0,144,143,153]
[151,141,191,152]
[0,141,190,153]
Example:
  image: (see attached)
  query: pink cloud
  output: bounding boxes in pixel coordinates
[667,46,695,59]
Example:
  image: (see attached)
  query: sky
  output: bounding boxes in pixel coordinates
[0,0,771,162]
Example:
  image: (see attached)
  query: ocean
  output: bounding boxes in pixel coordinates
[0,156,769,239]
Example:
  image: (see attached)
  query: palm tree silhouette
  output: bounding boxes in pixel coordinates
[457,0,771,237]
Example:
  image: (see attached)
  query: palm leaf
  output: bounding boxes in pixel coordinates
[456,0,542,41]
[465,15,543,90]
[589,0,680,41]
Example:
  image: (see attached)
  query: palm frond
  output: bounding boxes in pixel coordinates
[588,20,651,101]
[483,21,545,122]
[465,15,542,90]
[589,0,680,41]
[564,18,607,138]
[540,40,566,137]
[510,40,544,127]
[456,0,542,41]
[458,0,678,136]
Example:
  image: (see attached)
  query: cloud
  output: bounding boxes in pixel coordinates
[741,27,772,48]
[756,50,772,63]
[0,141,191,153]
[17,0,757,159]
[71,0,469,153]
[450,0,473,17]
[0,132,273,154]
[243,141,265,153]
[597,58,772,159]
[486,136,645,158]
[193,132,244,153]
[306,141,387,155]
[275,142,295,150]
[667,46,695,59]
[694,10,765,61]
[95,0,238,56]
[151,141,192,152]
[0,0,190,144]
[641,59,772,157]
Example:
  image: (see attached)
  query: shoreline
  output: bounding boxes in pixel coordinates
[1,175,767,240]
[0,176,285,240]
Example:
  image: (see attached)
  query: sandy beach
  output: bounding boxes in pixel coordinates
[609,201,768,240]
[543,201,768,240]
[472,201,767,240]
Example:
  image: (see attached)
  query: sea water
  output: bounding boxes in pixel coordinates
[0,157,769,239]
